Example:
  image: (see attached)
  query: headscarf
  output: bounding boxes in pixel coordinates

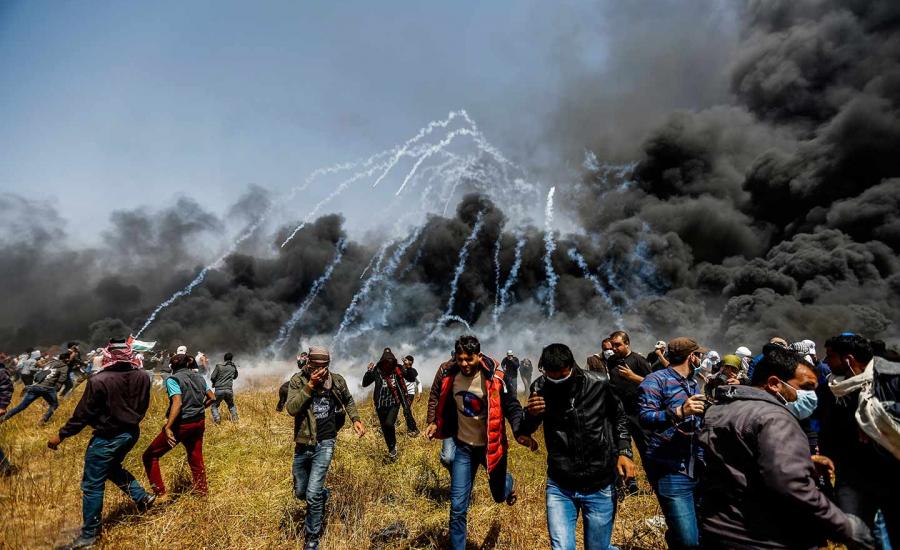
[377,347,399,374]
[101,338,142,370]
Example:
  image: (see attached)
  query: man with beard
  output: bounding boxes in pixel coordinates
[362,347,419,460]
[286,346,365,550]
[424,335,536,550]
[607,331,653,461]
[521,343,635,550]
[698,346,874,550]
[638,337,707,550]
[819,334,899,546]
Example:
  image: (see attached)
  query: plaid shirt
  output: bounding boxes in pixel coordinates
[638,366,702,478]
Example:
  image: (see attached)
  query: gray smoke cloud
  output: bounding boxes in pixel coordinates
[2,0,899,373]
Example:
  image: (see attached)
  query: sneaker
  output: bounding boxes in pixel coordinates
[304,537,320,550]
[153,493,173,506]
[407,430,420,438]
[136,493,157,512]
[60,535,99,550]
[386,449,398,463]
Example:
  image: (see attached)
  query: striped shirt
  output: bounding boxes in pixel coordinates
[638,366,702,478]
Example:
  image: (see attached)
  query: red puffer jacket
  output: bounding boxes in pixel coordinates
[430,355,524,473]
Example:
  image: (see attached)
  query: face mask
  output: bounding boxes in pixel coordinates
[545,370,573,384]
[776,379,818,420]
[602,350,615,360]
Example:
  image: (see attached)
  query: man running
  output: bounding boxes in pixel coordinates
[210,353,239,423]
[362,347,419,460]
[1,351,70,424]
[286,346,366,550]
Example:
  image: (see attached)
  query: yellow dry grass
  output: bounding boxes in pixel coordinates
[0,377,669,549]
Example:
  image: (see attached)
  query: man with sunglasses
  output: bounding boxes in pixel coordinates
[522,343,636,550]
[638,337,708,549]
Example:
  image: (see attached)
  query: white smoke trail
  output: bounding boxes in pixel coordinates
[267,238,348,355]
[543,187,558,317]
[567,247,623,325]
[493,233,502,311]
[428,211,485,337]
[378,225,427,327]
[493,234,526,325]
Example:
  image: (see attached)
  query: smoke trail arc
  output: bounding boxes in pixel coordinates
[267,238,348,356]
[567,247,624,326]
[429,211,485,338]
[543,187,558,317]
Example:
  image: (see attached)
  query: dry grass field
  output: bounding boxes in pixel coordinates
[0,376,672,549]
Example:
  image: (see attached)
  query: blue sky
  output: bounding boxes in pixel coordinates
[0,1,736,242]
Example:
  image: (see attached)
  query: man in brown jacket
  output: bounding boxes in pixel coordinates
[699,346,873,550]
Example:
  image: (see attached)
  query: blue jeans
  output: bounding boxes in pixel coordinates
[440,438,456,470]
[292,439,336,539]
[210,390,238,423]
[647,468,699,549]
[449,441,513,550]
[4,385,59,422]
[546,477,617,550]
[81,431,149,538]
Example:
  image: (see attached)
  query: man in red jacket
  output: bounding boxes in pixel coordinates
[424,335,537,550]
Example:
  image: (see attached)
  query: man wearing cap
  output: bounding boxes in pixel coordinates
[638,337,708,549]
[286,346,366,550]
[501,350,520,396]
[647,340,670,372]
[47,338,156,550]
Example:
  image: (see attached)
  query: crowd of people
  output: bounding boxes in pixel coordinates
[0,328,898,550]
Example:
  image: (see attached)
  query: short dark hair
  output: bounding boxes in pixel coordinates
[539,343,576,373]
[67,341,79,349]
[750,347,810,386]
[224,352,233,361]
[404,355,414,362]
[826,334,874,364]
[454,335,481,356]
[609,331,630,345]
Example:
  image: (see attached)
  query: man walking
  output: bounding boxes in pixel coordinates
[698,346,874,549]
[586,338,615,374]
[638,337,707,549]
[521,343,635,550]
[501,350,520,396]
[47,338,156,550]
[142,352,215,498]
[607,331,653,461]
[286,346,366,550]
[423,335,535,550]
[210,352,239,423]
[402,355,422,407]
[362,347,419,460]
[520,357,534,389]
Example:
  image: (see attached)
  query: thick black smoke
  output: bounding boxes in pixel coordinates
[2,0,899,359]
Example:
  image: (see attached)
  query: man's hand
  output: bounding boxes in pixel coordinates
[617,364,643,383]
[811,454,835,479]
[352,420,366,438]
[525,393,545,417]
[367,362,375,371]
[424,422,438,440]
[308,367,328,389]
[47,434,62,450]
[165,427,177,448]
[616,455,636,482]
[725,376,740,385]
[516,434,538,451]
[0,407,6,416]
[681,394,707,417]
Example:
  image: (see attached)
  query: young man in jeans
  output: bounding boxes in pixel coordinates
[638,337,708,550]
[142,352,215,499]
[424,335,536,550]
[286,346,366,550]
[1,352,70,424]
[47,338,156,550]
[521,343,635,550]
[209,352,239,423]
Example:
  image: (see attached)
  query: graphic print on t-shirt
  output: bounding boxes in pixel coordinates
[455,390,485,417]
[313,395,333,419]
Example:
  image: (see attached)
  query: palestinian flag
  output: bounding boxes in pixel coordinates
[130,338,156,352]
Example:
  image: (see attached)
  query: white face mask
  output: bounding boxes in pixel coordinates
[602,350,615,360]
[545,370,573,384]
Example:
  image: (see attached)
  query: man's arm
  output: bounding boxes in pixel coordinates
[402,366,418,382]
[0,369,12,411]
[361,368,377,387]
[285,373,313,417]
[210,365,220,385]
[637,377,673,429]
[57,378,103,440]
[338,378,361,423]
[610,388,633,457]
[426,366,444,425]
[500,379,525,436]
[233,364,238,380]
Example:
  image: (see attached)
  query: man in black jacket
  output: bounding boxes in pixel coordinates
[521,343,635,550]
[1,352,70,424]
[210,352,239,423]
[362,347,418,460]
[47,337,155,550]
[698,346,873,550]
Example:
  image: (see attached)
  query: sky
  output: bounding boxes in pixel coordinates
[0,1,738,244]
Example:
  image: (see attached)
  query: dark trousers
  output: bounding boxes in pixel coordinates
[210,390,238,423]
[4,385,59,422]
[401,398,418,433]
[142,418,208,496]
[835,476,899,547]
[376,406,400,452]
[81,431,149,538]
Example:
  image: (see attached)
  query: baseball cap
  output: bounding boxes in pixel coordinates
[667,337,708,356]
[176,345,187,355]
[308,346,331,367]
